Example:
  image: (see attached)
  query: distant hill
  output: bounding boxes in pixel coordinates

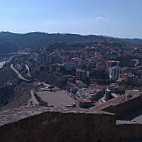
[0,32,108,55]
[0,32,142,55]
[123,38,142,46]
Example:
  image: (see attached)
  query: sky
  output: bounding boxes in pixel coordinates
[0,0,142,38]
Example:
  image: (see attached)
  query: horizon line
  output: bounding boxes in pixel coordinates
[0,31,141,40]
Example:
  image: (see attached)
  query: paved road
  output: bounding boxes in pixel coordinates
[11,64,29,82]
[132,59,139,67]
[27,90,39,106]
[25,64,31,78]
[0,62,5,69]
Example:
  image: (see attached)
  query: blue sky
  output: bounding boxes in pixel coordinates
[0,0,142,38]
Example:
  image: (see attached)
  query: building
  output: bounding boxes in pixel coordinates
[78,100,94,108]
[95,52,102,58]
[61,56,69,63]
[105,89,111,101]
[96,62,105,71]
[38,54,46,64]
[64,62,76,71]
[30,52,39,62]
[46,55,52,64]
[108,66,123,80]
[106,61,120,70]
[90,89,104,101]
[76,69,87,81]
[128,75,142,86]
[108,83,119,93]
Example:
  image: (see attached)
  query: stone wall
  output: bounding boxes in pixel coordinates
[103,95,142,118]
[117,123,142,142]
[0,108,142,142]
[0,109,116,142]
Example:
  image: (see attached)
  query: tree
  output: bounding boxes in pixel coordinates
[117,85,126,94]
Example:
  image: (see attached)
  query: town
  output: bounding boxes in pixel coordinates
[1,0,142,141]
[28,40,142,108]
[1,38,142,142]
[1,38,142,110]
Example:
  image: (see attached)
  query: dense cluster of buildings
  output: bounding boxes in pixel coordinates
[29,41,142,108]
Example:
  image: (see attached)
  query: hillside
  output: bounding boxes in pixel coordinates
[123,38,142,45]
[0,32,142,55]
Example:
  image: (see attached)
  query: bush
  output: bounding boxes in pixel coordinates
[117,85,126,94]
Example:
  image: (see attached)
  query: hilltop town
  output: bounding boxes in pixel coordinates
[0,0,142,141]
[0,37,142,109]
[1,35,142,141]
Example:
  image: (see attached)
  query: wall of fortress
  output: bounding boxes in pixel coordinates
[117,124,142,142]
[103,95,142,119]
[0,111,116,142]
[0,109,142,142]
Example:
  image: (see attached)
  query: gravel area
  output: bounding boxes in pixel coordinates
[36,88,75,106]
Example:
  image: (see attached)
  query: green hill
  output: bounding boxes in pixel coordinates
[0,32,142,55]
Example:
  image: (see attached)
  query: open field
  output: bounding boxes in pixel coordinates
[36,88,75,106]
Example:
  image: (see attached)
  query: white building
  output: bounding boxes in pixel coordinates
[109,66,123,80]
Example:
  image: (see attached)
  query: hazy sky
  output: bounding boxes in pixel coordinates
[0,0,142,38]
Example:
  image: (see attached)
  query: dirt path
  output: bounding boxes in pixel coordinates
[27,90,39,106]
[11,64,29,82]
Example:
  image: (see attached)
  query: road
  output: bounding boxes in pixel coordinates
[132,59,139,67]
[25,64,31,78]
[11,64,29,82]
[0,62,5,69]
[27,90,39,106]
